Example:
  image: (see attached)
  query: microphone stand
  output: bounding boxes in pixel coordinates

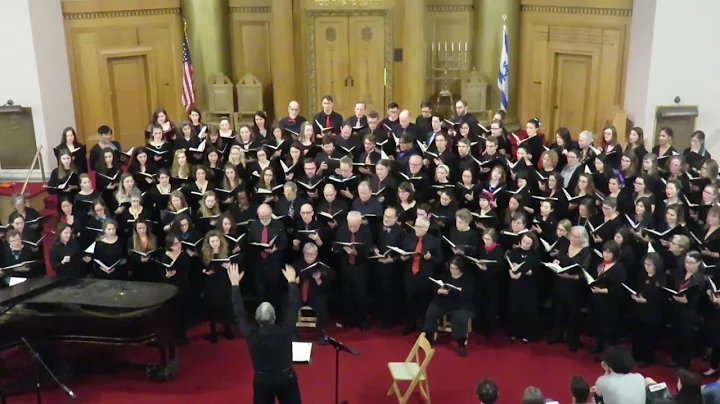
[20,337,77,404]
[324,336,359,404]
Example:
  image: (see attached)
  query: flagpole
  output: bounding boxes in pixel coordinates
[183,19,188,38]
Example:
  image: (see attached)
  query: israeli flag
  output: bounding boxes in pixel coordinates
[498,24,509,111]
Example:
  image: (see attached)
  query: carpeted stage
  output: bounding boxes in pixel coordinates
[5,323,682,404]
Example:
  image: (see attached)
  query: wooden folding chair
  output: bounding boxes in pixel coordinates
[387,332,435,403]
[296,305,317,328]
[436,314,472,340]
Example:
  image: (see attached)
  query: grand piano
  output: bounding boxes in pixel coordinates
[0,276,179,389]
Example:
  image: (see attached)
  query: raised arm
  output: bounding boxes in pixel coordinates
[282,265,301,327]
[227,264,253,337]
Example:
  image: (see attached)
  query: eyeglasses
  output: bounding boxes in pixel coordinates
[300,211,313,215]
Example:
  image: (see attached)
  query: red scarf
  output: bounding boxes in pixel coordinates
[484,242,497,252]
[598,260,613,274]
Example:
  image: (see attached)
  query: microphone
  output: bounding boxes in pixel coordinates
[324,336,360,357]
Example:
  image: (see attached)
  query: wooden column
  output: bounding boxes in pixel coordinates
[473,0,520,116]
[403,0,425,113]
[181,0,231,110]
[270,0,296,119]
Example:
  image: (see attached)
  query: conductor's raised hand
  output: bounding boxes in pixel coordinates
[283,264,299,283]
[227,263,244,286]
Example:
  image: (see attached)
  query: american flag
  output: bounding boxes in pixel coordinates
[181,31,195,114]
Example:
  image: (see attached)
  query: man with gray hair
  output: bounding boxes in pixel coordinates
[279,100,307,135]
[522,386,545,404]
[293,242,333,343]
[227,263,302,404]
[400,215,442,335]
[333,210,373,330]
[248,204,289,308]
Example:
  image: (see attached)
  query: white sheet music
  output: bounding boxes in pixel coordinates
[292,342,313,364]
[9,277,27,286]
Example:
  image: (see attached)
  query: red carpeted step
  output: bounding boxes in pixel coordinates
[44,194,57,211]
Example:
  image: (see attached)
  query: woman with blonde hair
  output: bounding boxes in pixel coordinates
[170,148,191,188]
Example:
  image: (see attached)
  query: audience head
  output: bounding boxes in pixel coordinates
[601,346,634,374]
[522,386,544,404]
[570,376,590,403]
[476,378,498,403]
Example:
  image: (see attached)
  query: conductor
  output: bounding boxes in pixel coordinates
[228,263,302,404]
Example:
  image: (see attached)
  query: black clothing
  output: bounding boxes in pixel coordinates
[232,283,301,404]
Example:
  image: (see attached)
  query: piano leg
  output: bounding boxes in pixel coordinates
[146,343,177,382]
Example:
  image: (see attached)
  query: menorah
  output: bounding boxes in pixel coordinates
[424,41,470,112]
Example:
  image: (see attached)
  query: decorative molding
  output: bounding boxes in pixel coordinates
[549,26,603,44]
[426,5,473,12]
[521,5,631,17]
[0,169,52,183]
[63,7,180,20]
[229,6,271,13]
[305,9,393,113]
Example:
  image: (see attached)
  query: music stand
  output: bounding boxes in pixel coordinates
[21,338,77,404]
[324,336,359,404]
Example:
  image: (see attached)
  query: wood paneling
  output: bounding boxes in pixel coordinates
[348,16,386,113]
[103,51,155,147]
[552,53,592,136]
[518,1,631,142]
[313,17,351,117]
[63,1,183,148]
[229,8,272,112]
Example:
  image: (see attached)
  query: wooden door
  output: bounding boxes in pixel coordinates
[347,16,385,114]
[106,55,152,147]
[550,54,594,139]
[314,17,351,117]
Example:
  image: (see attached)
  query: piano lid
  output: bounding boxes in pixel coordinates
[1,277,177,310]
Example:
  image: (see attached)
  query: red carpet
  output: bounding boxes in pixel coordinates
[6,325,685,404]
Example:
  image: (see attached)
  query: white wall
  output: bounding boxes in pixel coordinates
[0,0,74,180]
[625,0,720,154]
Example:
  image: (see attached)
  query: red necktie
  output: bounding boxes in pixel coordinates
[411,238,423,274]
[302,277,309,302]
[349,232,356,265]
[260,226,269,259]
[327,203,333,215]
[325,114,331,130]
[377,179,382,193]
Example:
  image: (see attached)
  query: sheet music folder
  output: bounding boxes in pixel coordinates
[292,341,313,364]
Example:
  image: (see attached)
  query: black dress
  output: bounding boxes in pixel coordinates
[49,238,88,278]
[91,239,127,280]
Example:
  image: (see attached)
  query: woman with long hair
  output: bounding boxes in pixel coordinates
[48,149,79,201]
[56,126,88,173]
[195,191,221,234]
[159,233,192,345]
[146,125,173,169]
[625,126,648,163]
[129,148,156,193]
[113,172,138,217]
[127,219,158,282]
[146,108,176,141]
[200,230,235,343]
[91,219,127,280]
[95,147,121,208]
[169,148,192,189]
[49,222,91,277]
